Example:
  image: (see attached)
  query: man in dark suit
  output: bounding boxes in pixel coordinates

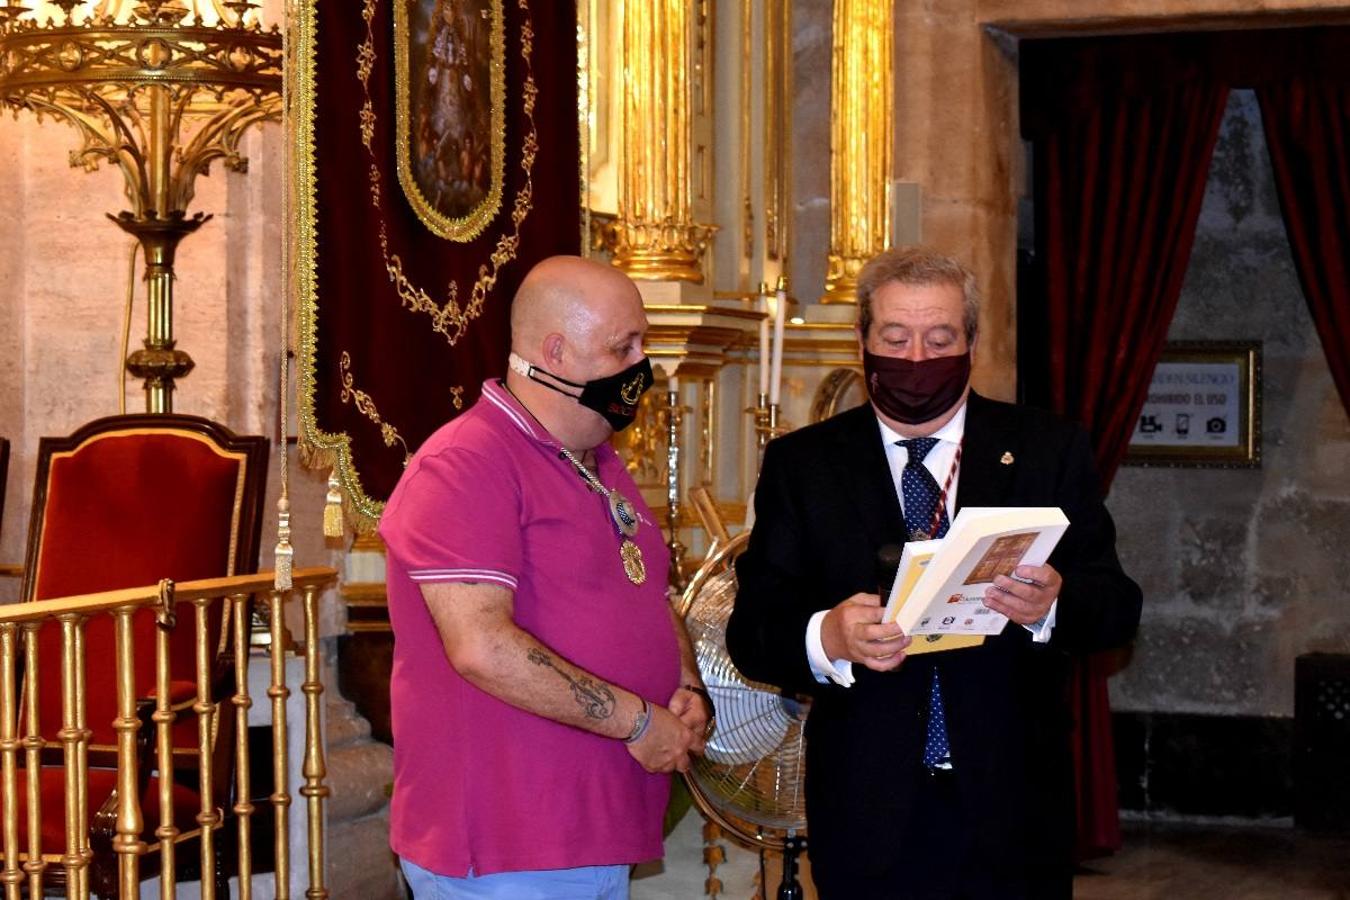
[727,246,1141,899]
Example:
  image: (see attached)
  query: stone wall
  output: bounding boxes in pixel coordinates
[1108,90,1350,719]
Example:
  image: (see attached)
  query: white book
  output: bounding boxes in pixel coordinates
[882,506,1069,638]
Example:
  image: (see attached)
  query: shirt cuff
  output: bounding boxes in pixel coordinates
[1022,599,1058,643]
[806,610,855,687]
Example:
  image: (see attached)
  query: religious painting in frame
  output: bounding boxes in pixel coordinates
[1125,341,1262,468]
[394,0,506,239]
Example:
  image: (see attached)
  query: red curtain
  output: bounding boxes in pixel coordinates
[1259,79,1350,417]
[1036,84,1231,482]
[1032,82,1229,857]
[1021,25,1350,860]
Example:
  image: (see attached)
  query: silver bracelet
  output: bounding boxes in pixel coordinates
[624,698,652,744]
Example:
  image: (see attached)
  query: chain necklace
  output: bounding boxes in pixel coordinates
[558,447,647,586]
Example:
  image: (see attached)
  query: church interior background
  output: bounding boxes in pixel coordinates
[1,0,1348,897]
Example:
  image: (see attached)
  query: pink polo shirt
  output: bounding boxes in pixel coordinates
[380,379,680,877]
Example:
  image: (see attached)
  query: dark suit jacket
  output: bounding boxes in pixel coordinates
[727,393,1142,898]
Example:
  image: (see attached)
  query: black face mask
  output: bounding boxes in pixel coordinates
[862,350,971,424]
[509,352,653,432]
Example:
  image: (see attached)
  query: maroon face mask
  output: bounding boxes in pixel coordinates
[862,350,971,424]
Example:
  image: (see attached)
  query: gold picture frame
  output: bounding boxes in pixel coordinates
[393,0,506,241]
[1124,341,1262,468]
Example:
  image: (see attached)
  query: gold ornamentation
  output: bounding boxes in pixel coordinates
[575,0,592,252]
[300,585,332,898]
[824,0,892,304]
[559,448,648,586]
[700,378,715,487]
[620,540,646,586]
[359,101,376,148]
[620,372,647,406]
[0,1,282,411]
[338,352,411,465]
[1000,452,1015,465]
[739,0,752,264]
[764,0,791,263]
[393,0,506,241]
[1,569,339,898]
[450,385,465,409]
[597,0,716,283]
[811,367,865,423]
[618,386,666,487]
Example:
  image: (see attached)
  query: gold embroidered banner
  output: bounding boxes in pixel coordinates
[293,0,582,530]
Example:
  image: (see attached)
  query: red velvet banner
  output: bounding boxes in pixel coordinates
[295,0,580,528]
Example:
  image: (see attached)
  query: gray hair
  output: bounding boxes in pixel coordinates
[855,246,980,342]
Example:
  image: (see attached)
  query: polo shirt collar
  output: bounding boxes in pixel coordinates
[480,378,556,445]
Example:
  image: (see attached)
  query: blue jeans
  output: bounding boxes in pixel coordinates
[400,858,630,900]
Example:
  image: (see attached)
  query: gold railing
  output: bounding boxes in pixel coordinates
[0,567,337,899]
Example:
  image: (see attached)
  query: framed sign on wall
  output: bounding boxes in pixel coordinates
[1125,341,1262,468]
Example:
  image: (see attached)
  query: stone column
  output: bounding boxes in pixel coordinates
[601,0,715,284]
[823,0,893,304]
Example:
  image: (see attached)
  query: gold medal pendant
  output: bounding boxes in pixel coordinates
[620,539,646,585]
[556,447,648,587]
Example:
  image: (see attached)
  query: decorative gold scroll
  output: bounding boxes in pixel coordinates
[339,352,412,466]
[393,0,507,240]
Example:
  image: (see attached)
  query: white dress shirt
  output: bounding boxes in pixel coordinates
[804,402,1057,687]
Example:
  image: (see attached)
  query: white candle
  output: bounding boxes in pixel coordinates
[769,287,787,406]
[758,292,771,398]
[668,375,679,394]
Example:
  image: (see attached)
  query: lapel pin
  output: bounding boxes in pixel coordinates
[1000,451,1014,465]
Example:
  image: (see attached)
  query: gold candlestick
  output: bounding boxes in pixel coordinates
[665,386,688,590]
[0,0,282,411]
[752,392,773,456]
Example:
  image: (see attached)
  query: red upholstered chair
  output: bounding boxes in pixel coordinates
[16,414,268,897]
[0,436,17,588]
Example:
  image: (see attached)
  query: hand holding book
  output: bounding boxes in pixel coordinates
[819,591,913,672]
[984,563,1062,626]
[881,507,1069,652]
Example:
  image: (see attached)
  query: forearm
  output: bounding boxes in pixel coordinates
[457,620,646,740]
[419,579,693,771]
[668,603,703,688]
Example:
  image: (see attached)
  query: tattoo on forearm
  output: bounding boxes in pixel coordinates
[526,647,616,720]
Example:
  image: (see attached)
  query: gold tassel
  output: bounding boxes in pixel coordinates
[323,470,344,539]
[274,496,293,591]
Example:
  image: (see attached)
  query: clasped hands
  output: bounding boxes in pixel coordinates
[625,685,711,774]
[821,564,1062,672]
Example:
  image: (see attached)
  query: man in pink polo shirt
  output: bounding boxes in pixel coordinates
[381,256,711,899]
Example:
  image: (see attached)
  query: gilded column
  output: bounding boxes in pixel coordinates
[603,0,715,283]
[823,0,893,304]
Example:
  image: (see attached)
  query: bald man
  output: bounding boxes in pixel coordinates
[380,256,709,900]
